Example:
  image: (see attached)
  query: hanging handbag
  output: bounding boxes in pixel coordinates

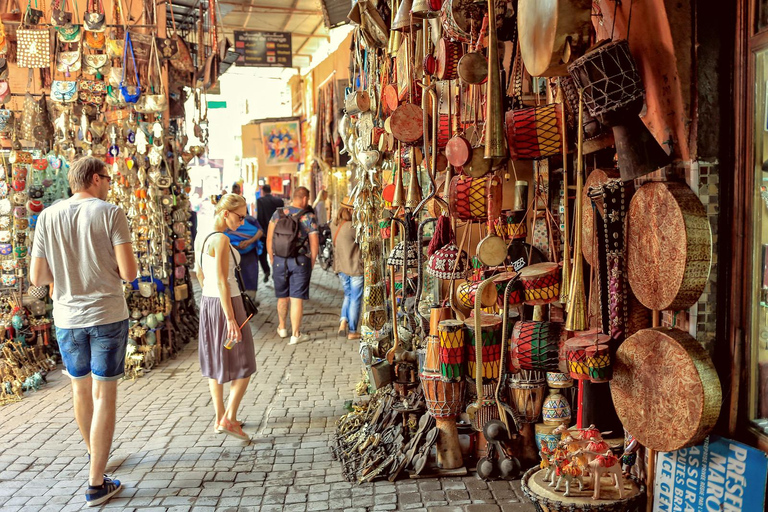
[16,26,49,68]
[57,24,81,43]
[134,37,167,114]
[83,52,107,76]
[20,86,36,140]
[0,109,11,134]
[167,0,193,72]
[50,0,72,26]
[23,1,42,25]
[119,32,141,103]
[55,46,81,76]
[77,77,105,106]
[0,81,10,103]
[50,79,78,103]
[83,30,104,49]
[32,92,53,142]
[83,0,104,31]
[106,29,123,58]
[105,85,125,106]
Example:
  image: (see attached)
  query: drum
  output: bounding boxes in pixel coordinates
[449,174,503,221]
[439,319,466,381]
[546,371,573,389]
[437,113,452,148]
[440,0,472,43]
[611,327,721,452]
[436,38,463,80]
[535,422,563,450]
[511,321,561,371]
[565,337,591,380]
[493,272,524,307]
[467,381,504,432]
[627,181,712,312]
[426,306,453,373]
[503,210,527,241]
[519,262,561,305]
[567,39,644,127]
[465,313,503,381]
[508,370,547,423]
[422,371,466,418]
[457,279,499,309]
[585,343,612,383]
[505,104,564,160]
[390,103,424,143]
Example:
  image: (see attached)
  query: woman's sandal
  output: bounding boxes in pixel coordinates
[338,322,348,338]
[218,418,250,441]
[215,419,246,434]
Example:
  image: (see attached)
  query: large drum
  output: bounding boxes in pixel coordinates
[493,271,524,308]
[505,104,564,160]
[457,278,499,309]
[567,39,644,126]
[422,371,466,418]
[627,182,712,312]
[611,327,721,452]
[511,321,561,371]
[449,174,503,221]
[465,313,503,382]
[519,262,561,306]
[438,319,466,381]
[508,370,547,423]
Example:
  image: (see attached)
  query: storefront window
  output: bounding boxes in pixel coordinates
[751,46,768,435]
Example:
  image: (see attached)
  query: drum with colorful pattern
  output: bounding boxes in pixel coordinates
[493,271,524,307]
[511,321,561,371]
[505,103,564,160]
[465,313,503,382]
[457,278,499,309]
[438,319,466,381]
[519,262,561,306]
[449,174,503,222]
[503,210,527,241]
[565,337,591,380]
[436,38,463,80]
[585,343,612,383]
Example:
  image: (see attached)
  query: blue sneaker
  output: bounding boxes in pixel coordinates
[85,476,122,507]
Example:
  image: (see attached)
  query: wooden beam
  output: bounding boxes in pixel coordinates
[220,25,330,41]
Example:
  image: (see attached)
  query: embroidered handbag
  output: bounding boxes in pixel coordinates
[0,230,10,242]
[32,92,53,142]
[2,274,16,286]
[57,24,81,43]
[83,53,107,76]
[1,260,15,271]
[56,48,81,76]
[167,0,194,72]
[27,199,43,212]
[9,150,31,164]
[0,81,10,104]
[105,85,124,106]
[106,30,123,59]
[32,158,46,170]
[0,243,11,255]
[84,30,104,50]
[17,27,50,68]
[83,0,104,31]
[23,2,42,25]
[12,166,26,180]
[51,80,78,103]
[13,206,26,218]
[19,90,36,140]
[119,32,141,104]
[77,78,106,106]
[50,0,73,27]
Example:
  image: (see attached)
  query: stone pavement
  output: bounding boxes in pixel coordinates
[0,267,536,512]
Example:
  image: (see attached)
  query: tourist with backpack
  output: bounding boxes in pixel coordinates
[265,187,319,345]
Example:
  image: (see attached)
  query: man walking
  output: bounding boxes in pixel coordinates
[266,186,318,345]
[30,156,137,507]
[256,184,283,282]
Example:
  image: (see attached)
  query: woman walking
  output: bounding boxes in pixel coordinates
[196,194,256,441]
[225,213,264,306]
[332,203,363,340]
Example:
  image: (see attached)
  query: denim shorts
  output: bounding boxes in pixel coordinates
[56,319,129,381]
[273,255,311,300]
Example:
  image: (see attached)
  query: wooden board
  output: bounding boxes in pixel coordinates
[610,327,721,452]
[626,182,712,311]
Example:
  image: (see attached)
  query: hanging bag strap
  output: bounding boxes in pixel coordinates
[150,35,165,95]
[200,231,249,296]
[122,31,139,86]
[167,0,178,34]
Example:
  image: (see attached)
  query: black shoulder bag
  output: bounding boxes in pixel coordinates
[201,232,259,318]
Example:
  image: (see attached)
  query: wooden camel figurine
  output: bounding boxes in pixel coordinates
[547,447,569,486]
[588,450,624,500]
[539,446,556,483]
[554,457,586,497]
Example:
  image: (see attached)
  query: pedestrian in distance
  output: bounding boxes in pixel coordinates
[332,199,363,340]
[195,193,257,442]
[29,156,138,507]
[266,186,319,345]
[256,184,284,282]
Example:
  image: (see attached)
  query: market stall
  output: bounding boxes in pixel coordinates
[0,0,225,393]
[326,0,722,508]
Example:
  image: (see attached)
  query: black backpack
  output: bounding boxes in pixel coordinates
[272,208,309,258]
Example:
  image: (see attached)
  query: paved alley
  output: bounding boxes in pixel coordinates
[0,268,536,512]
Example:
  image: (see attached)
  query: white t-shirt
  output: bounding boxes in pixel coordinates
[31,197,131,329]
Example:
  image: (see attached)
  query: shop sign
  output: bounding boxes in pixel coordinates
[653,435,768,512]
[233,31,292,68]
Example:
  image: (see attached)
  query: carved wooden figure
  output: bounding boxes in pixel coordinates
[588,450,624,500]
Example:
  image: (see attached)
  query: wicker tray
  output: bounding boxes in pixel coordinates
[521,467,646,512]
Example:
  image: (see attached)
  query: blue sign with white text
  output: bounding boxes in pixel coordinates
[653,436,768,512]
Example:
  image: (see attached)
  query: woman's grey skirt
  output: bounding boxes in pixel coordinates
[198,295,256,384]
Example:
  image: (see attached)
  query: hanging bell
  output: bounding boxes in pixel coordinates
[392,164,406,208]
[392,0,422,32]
[405,150,422,209]
[411,0,440,19]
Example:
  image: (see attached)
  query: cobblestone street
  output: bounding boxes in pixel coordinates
[0,268,536,512]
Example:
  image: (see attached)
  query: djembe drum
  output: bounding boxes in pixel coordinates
[519,262,561,306]
[505,104,564,160]
[511,321,561,371]
[438,319,465,381]
[503,210,527,241]
[425,306,453,373]
[465,313,503,382]
[508,370,547,423]
[421,371,466,468]
[436,38,463,80]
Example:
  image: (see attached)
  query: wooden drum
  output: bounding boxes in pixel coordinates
[449,174,503,221]
[457,279,499,309]
[519,262,561,305]
[565,337,591,380]
[585,343,612,383]
[493,271,524,308]
[438,319,466,381]
[465,313,503,382]
[505,104,564,160]
[611,327,722,452]
[422,371,466,418]
[508,370,547,423]
[511,321,561,371]
[627,182,712,311]
[436,38,463,80]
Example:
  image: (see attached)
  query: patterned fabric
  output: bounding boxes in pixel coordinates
[17,29,50,69]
